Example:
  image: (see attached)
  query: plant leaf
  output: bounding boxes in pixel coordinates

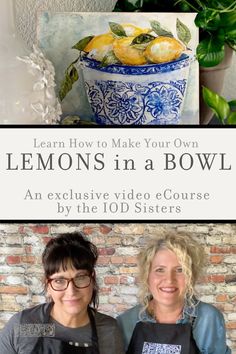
[176,18,191,46]
[100,50,121,67]
[202,86,230,124]
[131,33,156,45]
[150,20,173,38]
[225,28,236,40]
[226,39,236,50]
[220,12,236,30]
[59,65,79,101]
[228,100,236,111]
[72,36,94,51]
[113,0,142,12]
[109,22,127,37]
[227,112,236,125]
[195,9,221,31]
[197,32,225,67]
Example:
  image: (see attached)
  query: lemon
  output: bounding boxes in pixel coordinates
[113,37,147,65]
[120,23,150,37]
[144,37,185,63]
[84,33,115,61]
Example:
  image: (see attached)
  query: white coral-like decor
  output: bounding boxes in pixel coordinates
[17,45,62,124]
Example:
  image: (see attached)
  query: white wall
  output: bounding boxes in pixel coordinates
[14,0,236,102]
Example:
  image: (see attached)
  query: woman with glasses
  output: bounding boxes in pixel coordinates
[0,232,125,354]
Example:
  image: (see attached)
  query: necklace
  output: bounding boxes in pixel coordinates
[148,303,183,323]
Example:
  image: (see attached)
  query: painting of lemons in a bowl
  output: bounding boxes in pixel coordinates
[38,13,198,125]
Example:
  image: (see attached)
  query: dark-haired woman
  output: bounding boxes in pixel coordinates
[0,233,125,354]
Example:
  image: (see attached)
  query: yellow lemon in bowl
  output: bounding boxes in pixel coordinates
[84,33,115,61]
[120,23,150,37]
[144,37,185,63]
[113,37,147,65]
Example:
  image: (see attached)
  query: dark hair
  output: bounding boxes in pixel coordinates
[42,232,99,308]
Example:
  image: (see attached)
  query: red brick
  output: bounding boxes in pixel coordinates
[110,256,124,264]
[99,225,112,234]
[97,256,110,265]
[124,256,137,264]
[210,255,223,264]
[30,226,49,234]
[24,246,32,254]
[120,276,128,284]
[104,276,119,285]
[0,286,28,294]
[21,256,35,264]
[18,226,25,234]
[226,322,236,329]
[210,246,231,254]
[6,256,21,264]
[42,237,52,245]
[216,294,228,302]
[98,248,115,256]
[99,287,111,294]
[82,226,94,235]
[211,275,225,283]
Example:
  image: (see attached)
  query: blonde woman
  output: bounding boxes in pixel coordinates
[117,232,231,354]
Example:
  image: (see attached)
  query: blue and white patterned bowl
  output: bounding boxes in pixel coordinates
[80,54,190,125]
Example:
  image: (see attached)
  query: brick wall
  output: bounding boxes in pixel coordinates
[0,223,236,352]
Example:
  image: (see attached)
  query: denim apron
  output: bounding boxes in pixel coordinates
[32,306,100,354]
[127,321,199,354]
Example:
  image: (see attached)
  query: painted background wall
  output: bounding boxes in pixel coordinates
[0,223,236,352]
[15,0,235,102]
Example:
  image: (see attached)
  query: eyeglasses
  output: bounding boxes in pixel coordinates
[48,274,92,291]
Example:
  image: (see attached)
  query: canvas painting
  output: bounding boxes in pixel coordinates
[37,12,199,125]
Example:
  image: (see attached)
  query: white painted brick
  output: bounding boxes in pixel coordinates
[0,266,25,274]
[108,296,123,304]
[0,225,19,234]
[210,225,235,235]
[228,313,236,321]
[206,265,228,274]
[25,276,44,294]
[196,284,216,294]
[23,236,40,244]
[50,225,80,234]
[5,236,22,245]
[6,276,24,285]
[224,256,236,264]
[15,295,31,305]
[0,256,5,263]
[206,236,223,245]
[115,247,139,256]
[199,295,215,303]
[0,247,24,255]
[114,224,145,235]
[119,286,138,295]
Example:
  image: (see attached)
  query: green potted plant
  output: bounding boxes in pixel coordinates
[202,86,236,124]
[113,0,236,124]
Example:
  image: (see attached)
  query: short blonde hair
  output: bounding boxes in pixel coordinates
[138,231,206,309]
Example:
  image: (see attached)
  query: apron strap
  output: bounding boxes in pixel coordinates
[87,307,100,354]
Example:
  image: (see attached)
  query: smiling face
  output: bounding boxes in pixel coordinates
[148,248,186,309]
[47,265,94,326]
